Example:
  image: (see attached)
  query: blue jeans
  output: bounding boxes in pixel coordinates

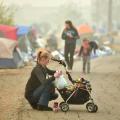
[26,84,58,108]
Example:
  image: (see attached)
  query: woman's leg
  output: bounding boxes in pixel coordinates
[37,90,50,106]
[32,85,50,106]
[37,86,58,106]
[25,86,44,109]
[87,56,91,73]
[64,43,70,69]
[69,43,76,70]
[82,56,87,73]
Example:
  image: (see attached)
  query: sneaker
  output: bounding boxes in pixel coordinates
[42,106,53,111]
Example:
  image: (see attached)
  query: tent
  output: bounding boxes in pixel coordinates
[0,38,24,68]
[16,26,31,53]
[0,25,17,40]
[77,24,94,43]
[17,26,39,52]
[77,24,94,35]
[17,26,30,36]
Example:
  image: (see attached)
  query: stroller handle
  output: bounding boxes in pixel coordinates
[51,58,66,67]
[51,57,75,84]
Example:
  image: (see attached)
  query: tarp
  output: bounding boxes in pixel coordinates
[77,24,94,35]
[0,25,17,40]
[17,26,30,36]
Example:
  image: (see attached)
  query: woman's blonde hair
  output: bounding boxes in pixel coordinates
[37,48,51,64]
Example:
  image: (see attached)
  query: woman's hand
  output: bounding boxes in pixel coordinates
[54,70,62,78]
[68,34,73,38]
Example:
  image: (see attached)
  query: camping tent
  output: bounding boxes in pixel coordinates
[16,26,31,53]
[77,24,94,43]
[0,25,17,40]
[17,26,30,36]
[17,26,39,52]
[77,24,94,35]
[0,38,24,68]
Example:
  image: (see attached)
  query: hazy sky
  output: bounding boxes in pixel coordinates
[4,0,91,7]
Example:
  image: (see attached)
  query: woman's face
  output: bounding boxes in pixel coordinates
[39,57,50,66]
[65,23,70,29]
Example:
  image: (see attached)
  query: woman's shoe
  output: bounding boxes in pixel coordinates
[37,105,53,111]
[42,106,53,111]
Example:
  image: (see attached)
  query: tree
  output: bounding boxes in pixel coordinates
[0,0,16,25]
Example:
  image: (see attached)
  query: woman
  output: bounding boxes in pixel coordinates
[25,49,61,111]
[62,20,79,71]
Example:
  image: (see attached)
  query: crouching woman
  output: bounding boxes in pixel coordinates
[25,49,61,111]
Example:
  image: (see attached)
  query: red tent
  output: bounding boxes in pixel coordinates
[0,25,17,40]
[77,24,94,35]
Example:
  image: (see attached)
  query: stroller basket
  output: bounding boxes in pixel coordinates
[58,87,90,104]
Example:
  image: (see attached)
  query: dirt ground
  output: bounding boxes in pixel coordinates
[0,55,120,120]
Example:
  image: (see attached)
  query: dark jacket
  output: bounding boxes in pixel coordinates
[62,28,79,44]
[89,41,98,54]
[79,46,92,56]
[25,64,56,98]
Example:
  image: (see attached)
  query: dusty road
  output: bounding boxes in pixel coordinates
[0,55,120,120]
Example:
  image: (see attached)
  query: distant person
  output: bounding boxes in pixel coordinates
[89,41,98,55]
[62,20,79,71]
[78,38,91,74]
[25,49,62,111]
[46,33,58,51]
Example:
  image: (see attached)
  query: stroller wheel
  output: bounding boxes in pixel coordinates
[60,102,69,112]
[86,103,98,113]
[59,102,65,108]
[93,104,98,113]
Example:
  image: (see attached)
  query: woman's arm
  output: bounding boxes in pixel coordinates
[34,67,55,86]
[46,67,56,75]
[78,46,83,56]
[62,30,67,40]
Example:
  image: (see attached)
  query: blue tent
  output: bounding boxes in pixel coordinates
[16,26,31,53]
[17,26,30,36]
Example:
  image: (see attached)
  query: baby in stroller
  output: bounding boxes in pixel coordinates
[52,58,98,113]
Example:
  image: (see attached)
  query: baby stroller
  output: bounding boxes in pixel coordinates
[52,58,98,113]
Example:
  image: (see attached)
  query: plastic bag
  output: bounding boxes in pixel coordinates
[54,75,68,89]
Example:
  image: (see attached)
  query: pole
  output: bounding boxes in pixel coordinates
[108,0,112,33]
